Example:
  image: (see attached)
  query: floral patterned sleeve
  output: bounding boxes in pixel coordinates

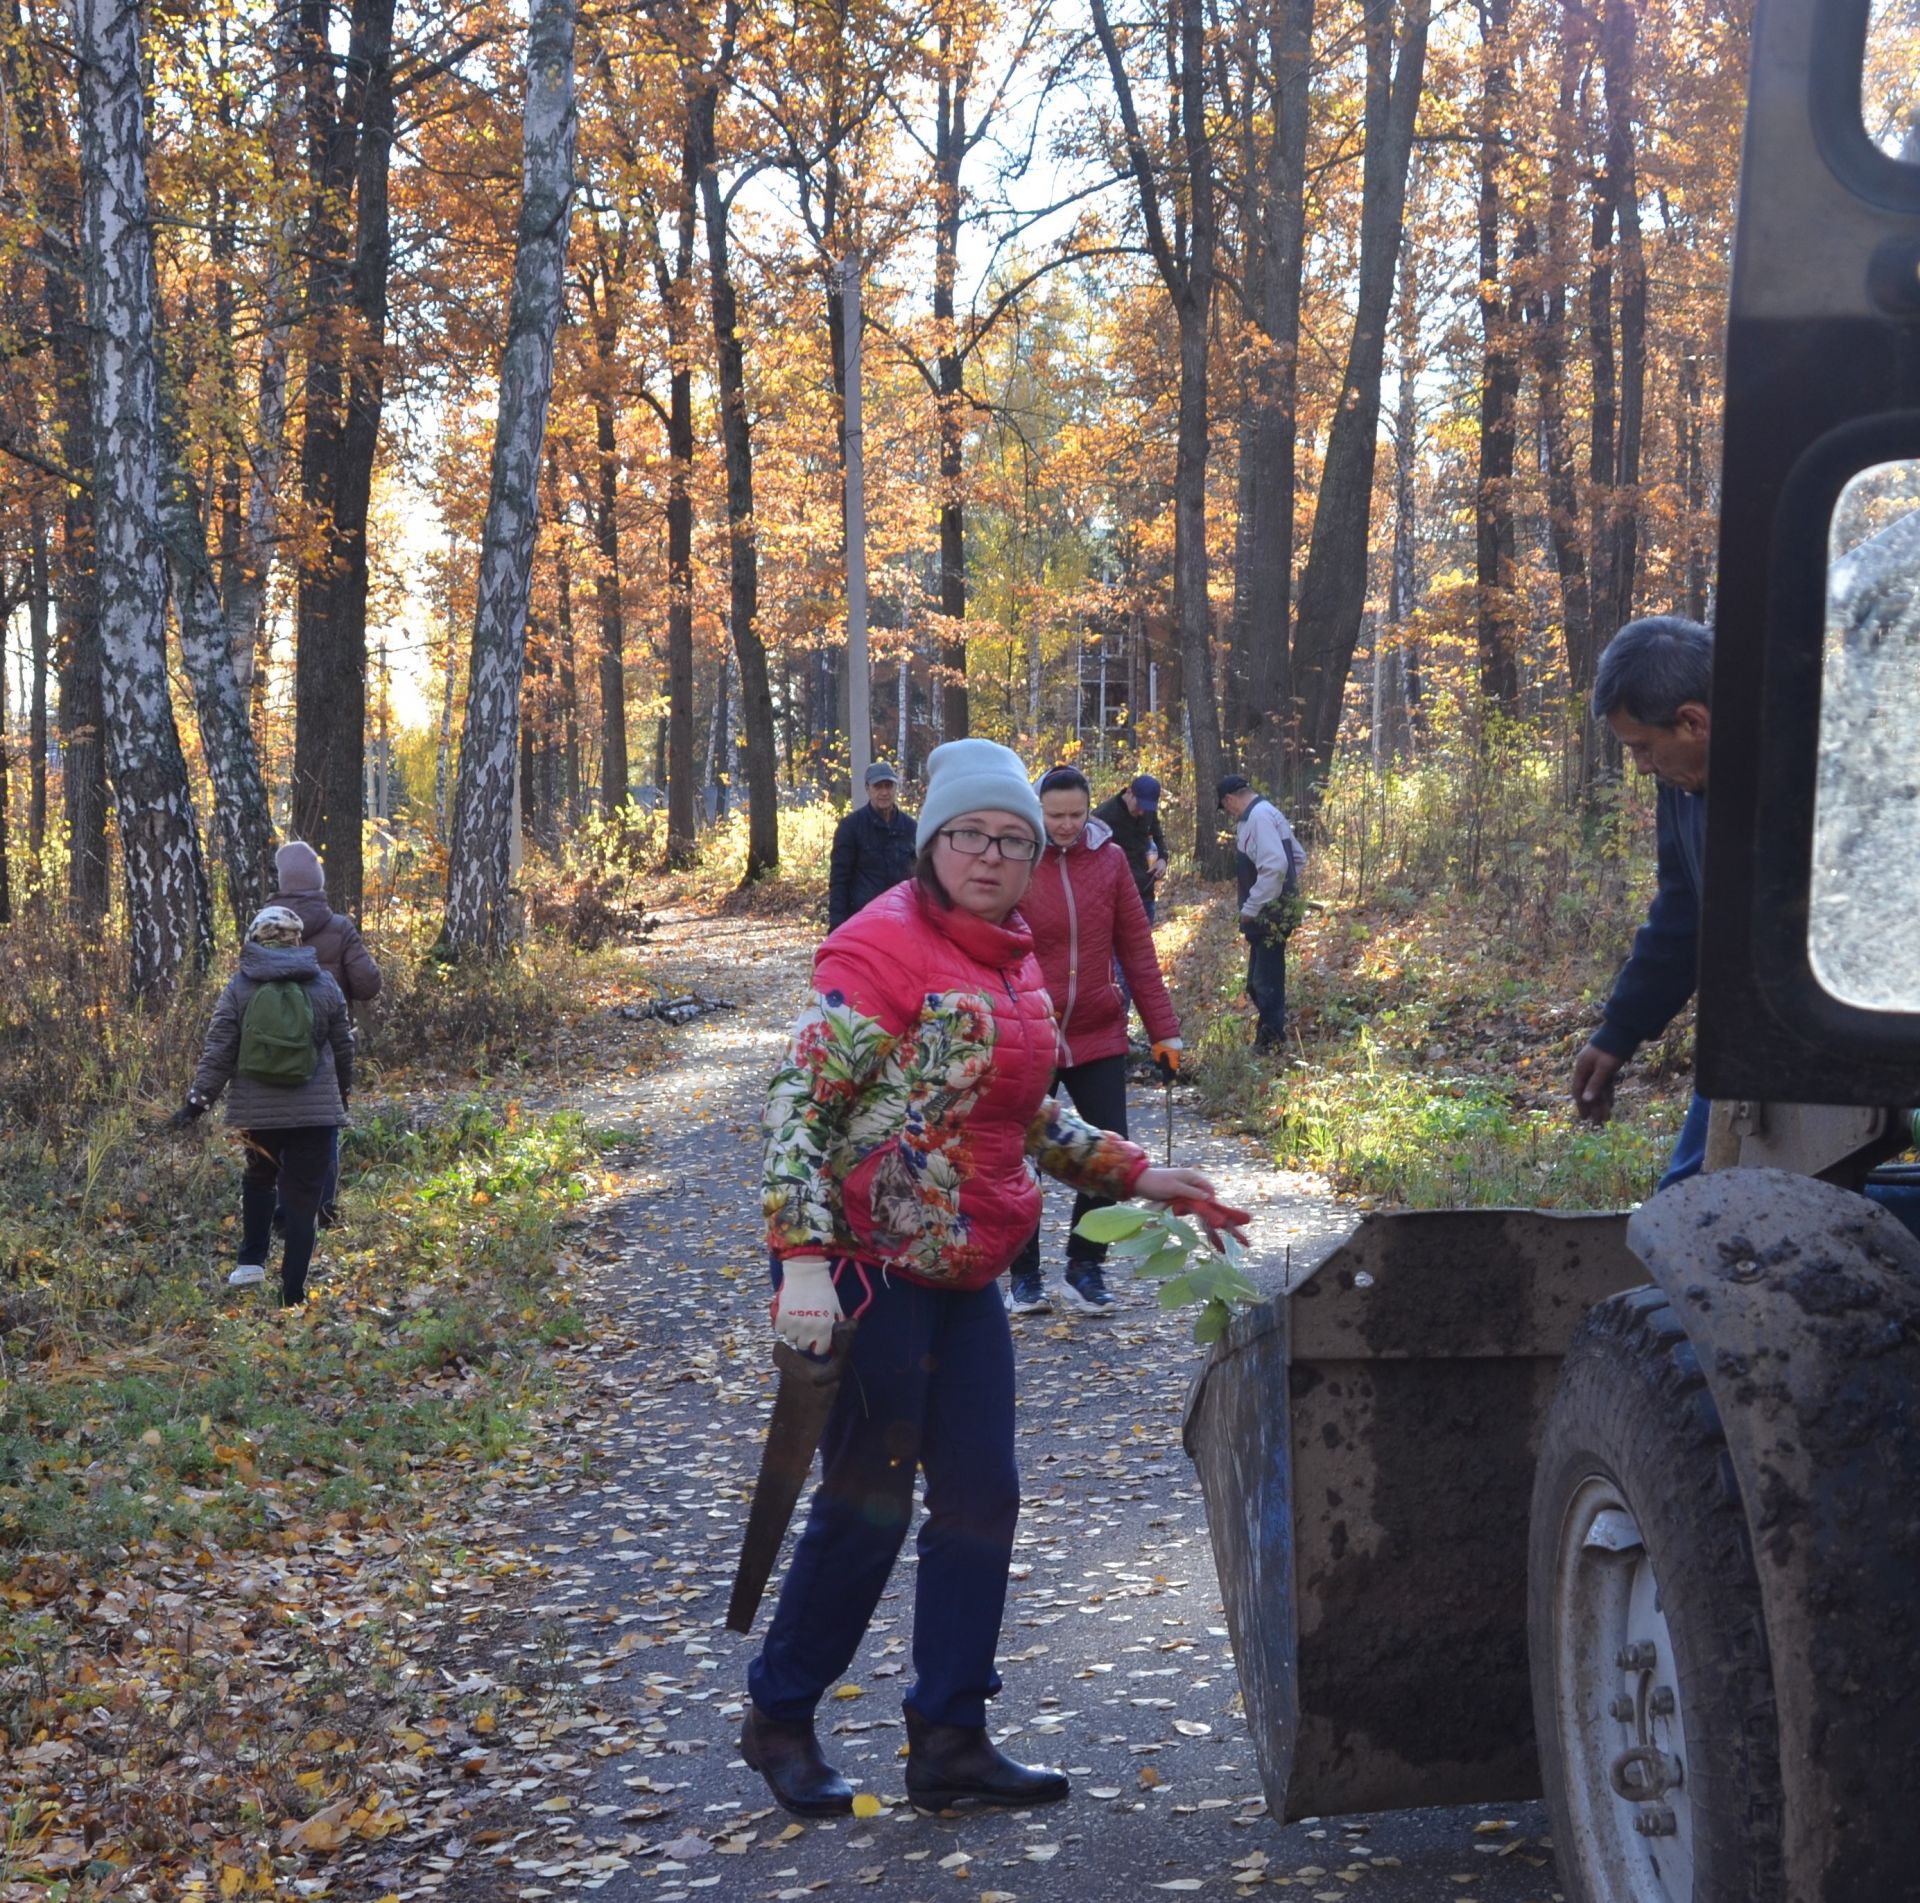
[1025,1096,1148,1200]
[763,974,902,1256]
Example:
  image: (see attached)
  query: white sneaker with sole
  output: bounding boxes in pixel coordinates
[1059,1266,1117,1313]
[227,1263,267,1288]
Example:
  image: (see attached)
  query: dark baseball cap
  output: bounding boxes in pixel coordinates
[1216,773,1251,808]
[1129,773,1161,810]
[864,761,900,786]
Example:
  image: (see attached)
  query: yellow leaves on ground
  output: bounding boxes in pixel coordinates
[276,1789,409,1853]
[851,1791,883,1819]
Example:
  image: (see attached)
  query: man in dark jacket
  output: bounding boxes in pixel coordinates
[827,763,916,930]
[1093,774,1168,922]
[1569,616,1713,1188]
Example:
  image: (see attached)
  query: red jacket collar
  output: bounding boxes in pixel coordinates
[917,882,1035,970]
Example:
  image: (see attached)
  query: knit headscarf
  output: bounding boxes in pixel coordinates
[248,905,306,949]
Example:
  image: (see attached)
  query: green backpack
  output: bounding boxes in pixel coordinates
[237,979,318,1086]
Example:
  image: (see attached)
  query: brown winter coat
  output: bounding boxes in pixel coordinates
[268,889,382,1004]
[190,943,353,1129]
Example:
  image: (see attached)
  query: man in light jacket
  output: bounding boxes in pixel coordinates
[1218,775,1306,1055]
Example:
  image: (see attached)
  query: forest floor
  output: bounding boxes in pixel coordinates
[0,868,1648,1900]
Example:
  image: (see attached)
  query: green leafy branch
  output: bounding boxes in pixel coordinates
[1072,1205,1259,1345]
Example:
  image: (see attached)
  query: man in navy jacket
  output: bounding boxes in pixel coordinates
[828,763,917,929]
[1570,617,1713,1187]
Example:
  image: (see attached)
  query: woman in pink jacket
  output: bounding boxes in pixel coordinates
[745,739,1241,1820]
[1005,764,1183,1315]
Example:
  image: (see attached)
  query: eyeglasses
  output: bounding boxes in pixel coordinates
[938,826,1040,863]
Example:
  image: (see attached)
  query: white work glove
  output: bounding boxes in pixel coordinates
[773,1254,843,1356]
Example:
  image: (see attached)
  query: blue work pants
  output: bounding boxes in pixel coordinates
[1247,934,1289,1050]
[749,1265,1019,1729]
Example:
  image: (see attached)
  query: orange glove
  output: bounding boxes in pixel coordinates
[1151,1038,1182,1081]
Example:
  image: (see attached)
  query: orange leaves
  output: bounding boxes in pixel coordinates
[276,1789,410,1853]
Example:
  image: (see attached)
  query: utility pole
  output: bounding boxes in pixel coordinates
[840,255,871,787]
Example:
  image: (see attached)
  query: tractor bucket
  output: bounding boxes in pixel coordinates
[1183,1207,1645,1820]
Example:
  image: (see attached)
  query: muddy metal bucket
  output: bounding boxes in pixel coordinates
[1183,1208,1645,1821]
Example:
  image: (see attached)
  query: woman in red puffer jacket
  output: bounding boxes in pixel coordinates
[1005,763,1183,1316]
[745,739,1241,1825]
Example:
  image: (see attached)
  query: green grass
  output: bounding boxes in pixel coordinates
[0,1100,600,1563]
[1165,830,1693,1214]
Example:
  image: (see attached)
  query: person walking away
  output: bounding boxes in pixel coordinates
[1218,775,1306,1054]
[1006,764,1183,1317]
[1568,617,1714,1187]
[269,841,380,1227]
[1093,773,1169,923]
[747,737,1245,1818]
[176,906,352,1307]
[827,762,917,930]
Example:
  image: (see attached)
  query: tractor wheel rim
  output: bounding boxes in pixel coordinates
[1552,1474,1696,1903]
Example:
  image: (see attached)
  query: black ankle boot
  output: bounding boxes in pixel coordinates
[903,1708,1070,1810]
[739,1704,853,1817]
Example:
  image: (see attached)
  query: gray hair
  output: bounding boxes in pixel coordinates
[1590,616,1714,725]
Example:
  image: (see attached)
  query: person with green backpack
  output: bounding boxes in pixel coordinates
[177,906,352,1306]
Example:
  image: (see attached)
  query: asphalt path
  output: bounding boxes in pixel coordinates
[431,906,1563,1903]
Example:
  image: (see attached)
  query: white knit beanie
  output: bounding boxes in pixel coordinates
[915,739,1046,851]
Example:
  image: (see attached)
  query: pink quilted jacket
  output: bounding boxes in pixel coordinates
[762,882,1149,1290]
[1020,818,1178,1066]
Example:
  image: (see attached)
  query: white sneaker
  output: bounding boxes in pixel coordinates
[227,1264,267,1288]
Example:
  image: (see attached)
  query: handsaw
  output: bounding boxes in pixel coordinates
[725,1321,858,1636]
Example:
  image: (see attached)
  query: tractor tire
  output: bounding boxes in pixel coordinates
[1529,1286,1784,1903]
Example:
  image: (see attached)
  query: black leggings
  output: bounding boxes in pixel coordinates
[1009,1053,1130,1278]
[238,1127,333,1305]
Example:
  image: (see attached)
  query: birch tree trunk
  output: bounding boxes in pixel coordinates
[442,0,579,957]
[159,391,278,926]
[220,0,300,707]
[69,0,211,991]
